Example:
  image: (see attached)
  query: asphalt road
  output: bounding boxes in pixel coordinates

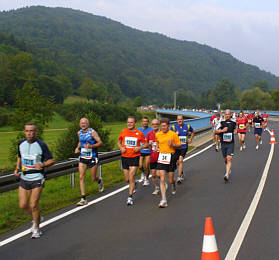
[1,121,279,260]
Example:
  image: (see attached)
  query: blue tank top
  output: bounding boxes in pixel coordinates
[170,123,193,149]
[138,126,152,153]
[79,128,97,159]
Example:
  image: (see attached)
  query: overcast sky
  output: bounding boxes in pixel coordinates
[1,0,279,76]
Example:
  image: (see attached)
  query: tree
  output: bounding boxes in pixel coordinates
[270,89,279,110]
[252,80,269,92]
[134,96,143,107]
[9,83,54,162]
[54,112,114,161]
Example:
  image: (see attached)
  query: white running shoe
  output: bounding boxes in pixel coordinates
[143,179,150,186]
[76,198,88,206]
[126,197,134,206]
[171,183,177,195]
[98,178,104,192]
[260,140,263,145]
[224,173,229,182]
[159,200,168,208]
[152,187,160,195]
[177,177,182,185]
[31,227,42,239]
[240,146,243,151]
[31,216,44,233]
[243,144,246,149]
[180,174,185,181]
[140,173,145,181]
[256,145,259,150]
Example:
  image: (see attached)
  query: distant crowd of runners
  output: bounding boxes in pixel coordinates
[14,109,269,238]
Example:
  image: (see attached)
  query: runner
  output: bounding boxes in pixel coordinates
[214,109,237,182]
[146,119,160,195]
[75,118,104,206]
[246,112,254,132]
[209,110,217,144]
[170,114,194,183]
[14,122,55,238]
[236,111,248,151]
[118,116,148,205]
[212,113,222,152]
[137,117,152,186]
[262,111,269,131]
[155,118,181,207]
[252,111,264,150]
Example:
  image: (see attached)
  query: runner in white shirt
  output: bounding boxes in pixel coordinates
[212,113,222,151]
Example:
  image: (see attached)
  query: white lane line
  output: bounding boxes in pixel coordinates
[184,144,214,162]
[225,143,275,260]
[0,143,213,247]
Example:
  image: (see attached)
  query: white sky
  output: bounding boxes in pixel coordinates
[1,0,279,76]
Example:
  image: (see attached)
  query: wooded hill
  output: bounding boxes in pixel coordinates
[0,6,278,104]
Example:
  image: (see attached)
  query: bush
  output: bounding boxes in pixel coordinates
[54,112,114,161]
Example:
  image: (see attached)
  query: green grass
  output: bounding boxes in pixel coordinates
[0,160,125,234]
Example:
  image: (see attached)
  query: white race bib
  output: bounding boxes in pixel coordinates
[255,123,261,128]
[22,154,37,169]
[179,136,187,145]
[80,148,93,159]
[158,153,171,164]
[223,133,232,142]
[124,137,138,148]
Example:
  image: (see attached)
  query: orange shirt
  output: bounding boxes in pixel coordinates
[118,128,146,158]
[155,130,181,154]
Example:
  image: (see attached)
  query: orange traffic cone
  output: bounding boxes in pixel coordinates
[202,217,220,260]
[269,129,277,144]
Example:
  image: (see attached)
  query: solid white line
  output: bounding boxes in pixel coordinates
[225,143,275,260]
[0,143,213,247]
[184,144,214,162]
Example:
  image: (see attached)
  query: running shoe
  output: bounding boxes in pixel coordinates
[181,173,185,181]
[224,173,229,182]
[31,227,42,239]
[159,200,168,208]
[127,197,134,206]
[98,178,104,192]
[140,172,145,181]
[31,216,44,233]
[143,179,150,186]
[256,145,259,150]
[243,143,246,149]
[76,198,88,206]
[172,183,177,195]
[177,177,182,185]
[215,145,219,152]
[240,146,243,151]
[152,187,160,195]
[260,140,263,145]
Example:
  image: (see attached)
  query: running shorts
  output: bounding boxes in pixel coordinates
[121,156,140,170]
[140,152,151,157]
[174,148,188,159]
[79,157,98,168]
[150,162,157,170]
[221,142,234,158]
[19,178,45,190]
[156,154,177,172]
[254,128,263,136]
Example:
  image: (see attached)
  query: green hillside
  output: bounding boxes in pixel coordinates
[0,6,278,103]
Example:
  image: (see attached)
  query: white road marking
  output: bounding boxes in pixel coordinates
[0,143,213,247]
[225,143,275,260]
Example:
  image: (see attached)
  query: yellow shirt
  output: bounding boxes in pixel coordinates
[155,130,181,153]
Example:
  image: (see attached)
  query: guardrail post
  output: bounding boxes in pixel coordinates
[99,165,102,179]
[70,172,75,187]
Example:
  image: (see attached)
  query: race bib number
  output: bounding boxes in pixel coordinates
[22,154,37,169]
[179,136,187,144]
[223,133,232,142]
[239,124,245,130]
[255,123,261,128]
[124,137,138,148]
[80,148,93,159]
[157,153,171,164]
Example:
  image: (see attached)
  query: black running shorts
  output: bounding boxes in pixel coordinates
[121,156,140,170]
[19,178,45,190]
[221,142,234,158]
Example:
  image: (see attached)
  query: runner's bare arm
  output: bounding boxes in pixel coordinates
[35,158,55,169]
[117,139,126,153]
[75,131,81,153]
[188,130,195,144]
[14,157,21,176]
[91,130,103,148]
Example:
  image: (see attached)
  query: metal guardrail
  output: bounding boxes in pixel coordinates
[0,127,210,193]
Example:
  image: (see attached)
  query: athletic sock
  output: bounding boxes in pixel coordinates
[82,195,86,200]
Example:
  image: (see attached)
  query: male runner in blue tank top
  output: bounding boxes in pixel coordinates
[14,122,55,239]
[75,118,103,206]
[170,114,194,184]
[137,117,152,186]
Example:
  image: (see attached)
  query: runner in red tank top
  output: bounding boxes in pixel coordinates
[262,111,269,131]
[236,111,248,151]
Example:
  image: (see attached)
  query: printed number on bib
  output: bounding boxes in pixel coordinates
[22,155,37,169]
[179,136,187,145]
[158,153,171,164]
[255,123,261,128]
[124,137,138,148]
[223,133,232,142]
[80,148,93,159]
[239,124,245,130]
